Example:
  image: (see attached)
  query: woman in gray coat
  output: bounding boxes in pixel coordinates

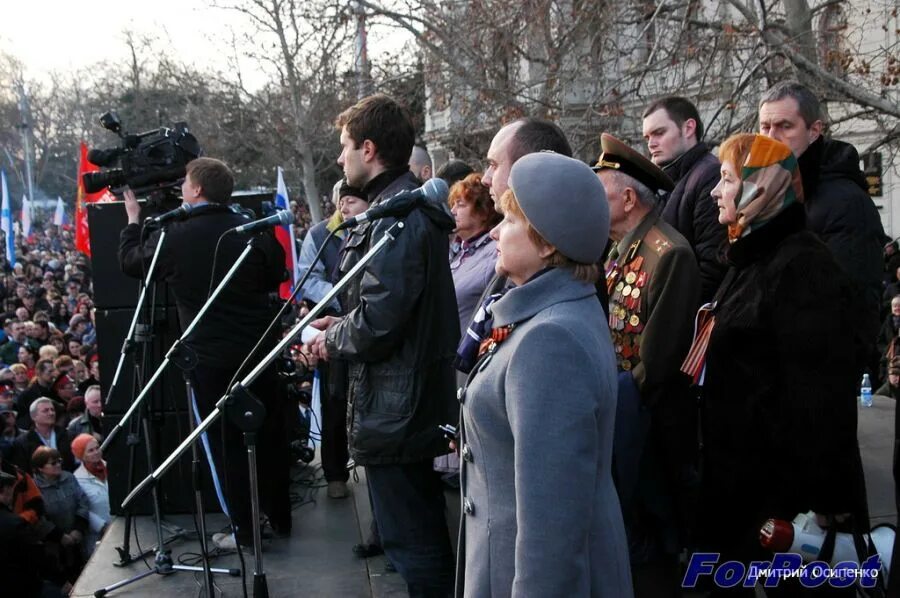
[458,152,632,597]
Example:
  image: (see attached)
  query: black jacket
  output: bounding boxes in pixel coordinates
[11,427,76,474]
[698,204,867,559]
[326,170,460,465]
[119,203,285,368]
[0,504,43,598]
[660,142,728,304]
[15,383,59,430]
[799,137,885,347]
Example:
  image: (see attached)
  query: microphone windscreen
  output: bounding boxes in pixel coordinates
[276,210,293,226]
[422,178,449,204]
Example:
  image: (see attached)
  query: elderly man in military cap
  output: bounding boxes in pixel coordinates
[594,133,700,597]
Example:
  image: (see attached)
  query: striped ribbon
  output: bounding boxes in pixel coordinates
[680,302,717,385]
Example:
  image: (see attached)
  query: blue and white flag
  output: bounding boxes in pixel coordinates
[1,172,15,267]
[53,196,67,226]
[20,195,31,237]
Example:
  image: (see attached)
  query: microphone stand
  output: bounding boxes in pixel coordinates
[123,220,407,598]
[106,225,184,568]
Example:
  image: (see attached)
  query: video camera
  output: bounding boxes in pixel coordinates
[82,111,202,197]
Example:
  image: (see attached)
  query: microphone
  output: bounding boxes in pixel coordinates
[231,210,292,234]
[336,178,449,230]
[145,203,193,226]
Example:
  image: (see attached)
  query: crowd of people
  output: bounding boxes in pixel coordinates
[0,221,109,595]
[1,77,897,598]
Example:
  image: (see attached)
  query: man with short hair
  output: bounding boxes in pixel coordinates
[469,118,576,317]
[308,93,459,596]
[483,117,572,208]
[11,398,76,474]
[642,96,727,302]
[595,134,700,597]
[120,157,291,551]
[15,359,58,430]
[67,384,103,439]
[409,145,433,181]
[0,321,26,366]
[759,81,885,377]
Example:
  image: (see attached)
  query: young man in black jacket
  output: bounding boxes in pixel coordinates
[642,96,727,303]
[308,94,459,597]
[119,157,291,551]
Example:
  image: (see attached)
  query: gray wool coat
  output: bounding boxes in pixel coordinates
[458,267,633,598]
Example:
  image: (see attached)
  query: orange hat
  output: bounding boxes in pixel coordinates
[70,433,95,461]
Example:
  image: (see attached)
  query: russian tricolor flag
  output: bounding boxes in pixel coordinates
[274,167,298,300]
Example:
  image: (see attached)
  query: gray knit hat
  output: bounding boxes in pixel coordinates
[507,152,609,264]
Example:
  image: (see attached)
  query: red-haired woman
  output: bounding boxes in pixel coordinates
[448,173,502,338]
[683,134,867,589]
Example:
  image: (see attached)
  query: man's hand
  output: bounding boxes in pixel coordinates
[306,316,341,362]
[123,188,141,225]
[310,316,340,331]
[308,331,329,362]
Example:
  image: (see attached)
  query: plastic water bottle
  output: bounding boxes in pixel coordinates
[860,373,873,407]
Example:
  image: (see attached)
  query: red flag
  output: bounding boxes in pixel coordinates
[74,142,113,256]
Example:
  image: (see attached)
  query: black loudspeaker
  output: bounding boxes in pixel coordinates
[103,411,224,516]
[95,307,224,515]
[94,306,187,415]
[86,201,176,310]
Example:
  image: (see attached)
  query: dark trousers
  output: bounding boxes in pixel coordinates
[319,363,349,483]
[192,364,291,545]
[366,460,454,598]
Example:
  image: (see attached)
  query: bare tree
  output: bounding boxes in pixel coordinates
[354,0,900,165]
[211,0,356,223]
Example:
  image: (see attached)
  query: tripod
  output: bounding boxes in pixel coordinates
[107,235,186,567]
[124,220,408,598]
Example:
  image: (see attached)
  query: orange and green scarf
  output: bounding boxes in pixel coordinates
[727,135,804,243]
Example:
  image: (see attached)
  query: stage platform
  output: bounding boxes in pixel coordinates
[71,462,448,597]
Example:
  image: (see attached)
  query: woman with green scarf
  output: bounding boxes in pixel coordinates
[682,134,867,593]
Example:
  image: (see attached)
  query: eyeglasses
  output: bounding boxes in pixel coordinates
[47,459,62,466]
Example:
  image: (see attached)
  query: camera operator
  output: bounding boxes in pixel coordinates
[118,157,291,551]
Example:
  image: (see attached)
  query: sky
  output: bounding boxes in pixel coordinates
[1,1,411,89]
[2,1,238,78]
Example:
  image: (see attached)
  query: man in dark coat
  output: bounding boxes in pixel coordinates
[11,398,76,474]
[119,157,291,550]
[307,94,459,596]
[642,96,728,303]
[759,81,885,379]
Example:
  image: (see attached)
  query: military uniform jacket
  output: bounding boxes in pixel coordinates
[604,209,700,398]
